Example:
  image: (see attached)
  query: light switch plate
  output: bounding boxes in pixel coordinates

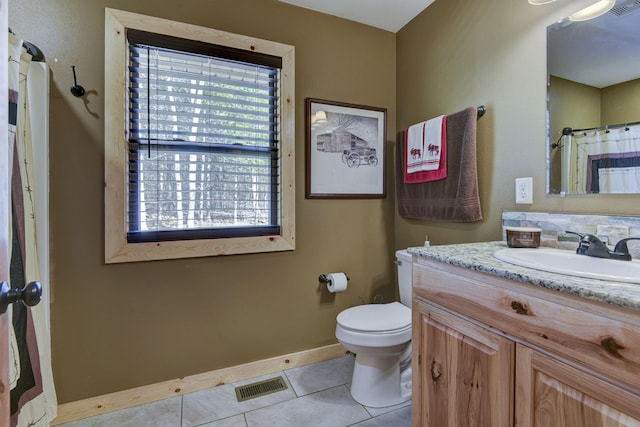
[516,177,533,204]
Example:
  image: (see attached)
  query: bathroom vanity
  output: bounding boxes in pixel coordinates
[409,242,640,427]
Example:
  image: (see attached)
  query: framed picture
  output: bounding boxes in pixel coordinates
[305,98,387,198]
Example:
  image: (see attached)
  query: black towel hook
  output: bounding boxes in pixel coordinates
[70,65,85,97]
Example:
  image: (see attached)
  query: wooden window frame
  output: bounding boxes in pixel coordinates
[104,8,295,263]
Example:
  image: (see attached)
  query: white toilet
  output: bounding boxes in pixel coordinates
[335,249,413,408]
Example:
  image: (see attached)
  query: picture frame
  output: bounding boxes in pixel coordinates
[305,98,387,199]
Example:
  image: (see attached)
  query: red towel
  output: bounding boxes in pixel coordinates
[404,115,447,183]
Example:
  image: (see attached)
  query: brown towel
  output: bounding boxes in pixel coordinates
[396,106,482,222]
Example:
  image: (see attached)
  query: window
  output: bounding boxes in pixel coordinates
[105,9,295,263]
[127,30,282,242]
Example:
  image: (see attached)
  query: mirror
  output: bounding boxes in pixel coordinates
[546,0,640,194]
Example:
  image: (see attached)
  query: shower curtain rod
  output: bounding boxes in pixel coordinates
[9,29,45,62]
[568,120,640,134]
[23,40,44,62]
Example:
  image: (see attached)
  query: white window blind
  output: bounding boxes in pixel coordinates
[127,30,282,243]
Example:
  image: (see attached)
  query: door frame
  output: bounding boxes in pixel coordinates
[1,0,12,424]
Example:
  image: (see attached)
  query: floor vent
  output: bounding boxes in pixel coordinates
[235,376,288,402]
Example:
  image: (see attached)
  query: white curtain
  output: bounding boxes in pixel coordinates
[8,32,56,427]
[598,166,640,193]
[568,125,640,194]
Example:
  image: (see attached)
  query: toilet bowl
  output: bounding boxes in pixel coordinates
[335,250,413,408]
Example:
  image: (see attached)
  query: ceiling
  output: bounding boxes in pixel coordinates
[278,0,640,88]
[277,0,436,33]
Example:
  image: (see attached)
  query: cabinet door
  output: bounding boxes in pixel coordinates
[516,344,640,427]
[413,301,514,427]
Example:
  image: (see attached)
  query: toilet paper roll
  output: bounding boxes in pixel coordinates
[327,272,348,293]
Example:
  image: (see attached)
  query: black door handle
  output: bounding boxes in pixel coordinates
[0,281,42,314]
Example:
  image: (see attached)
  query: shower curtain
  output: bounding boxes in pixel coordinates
[567,125,640,194]
[8,33,56,427]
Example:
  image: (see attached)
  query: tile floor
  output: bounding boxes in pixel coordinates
[58,355,412,427]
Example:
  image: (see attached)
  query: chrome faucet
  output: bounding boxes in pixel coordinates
[566,231,638,261]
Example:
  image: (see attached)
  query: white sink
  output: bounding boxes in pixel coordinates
[493,247,640,284]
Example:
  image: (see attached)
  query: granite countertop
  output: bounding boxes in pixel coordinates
[408,241,640,313]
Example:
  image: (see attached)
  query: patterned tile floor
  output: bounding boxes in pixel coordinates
[58,355,412,427]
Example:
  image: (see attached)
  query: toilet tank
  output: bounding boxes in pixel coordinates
[395,250,413,307]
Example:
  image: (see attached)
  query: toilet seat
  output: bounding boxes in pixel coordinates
[337,302,411,333]
[336,302,412,348]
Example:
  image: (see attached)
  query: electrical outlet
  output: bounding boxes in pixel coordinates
[515,177,533,204]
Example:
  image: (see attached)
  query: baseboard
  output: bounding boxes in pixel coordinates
[52,343,348,425]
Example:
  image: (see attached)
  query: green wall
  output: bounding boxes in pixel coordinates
[10,0,640,405]
[395,0,640,250]
[10,0,397,403]
[602,78,640,125]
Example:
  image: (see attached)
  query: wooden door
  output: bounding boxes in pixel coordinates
[515,344,640,427]
[412,300,515,427]
[1,0,10,425]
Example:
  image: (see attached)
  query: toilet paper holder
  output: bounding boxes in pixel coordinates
[319,273,350,283]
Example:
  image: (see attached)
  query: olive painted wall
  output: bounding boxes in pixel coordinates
[9,0,397,403]
[395,0,640,251]
[12,0,640,406]
[602,78,640,125]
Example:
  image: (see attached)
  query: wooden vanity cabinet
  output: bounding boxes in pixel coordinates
[413,299,514,426]
[516,345,640,426]
[411,256,640,427]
